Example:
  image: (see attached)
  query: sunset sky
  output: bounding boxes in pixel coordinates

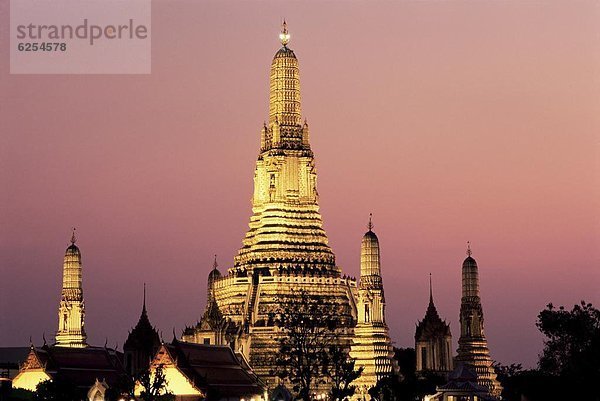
[1,1,599,368]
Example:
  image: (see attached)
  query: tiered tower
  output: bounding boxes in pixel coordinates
[455,243,502,397]
[415,275,453,376]
[350,216,398,396]
[55,229,87,348]
[183,22,357,387]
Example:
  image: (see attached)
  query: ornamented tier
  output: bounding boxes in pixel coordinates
[350,217,399,398]
[54,229,87,348]
[454,243,502,397]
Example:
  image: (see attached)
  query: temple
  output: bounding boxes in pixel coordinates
[123,284,161,376]
[55,229,87,348]
[182,22,397,391]
[415,274,453,376]
[454,243,502,397]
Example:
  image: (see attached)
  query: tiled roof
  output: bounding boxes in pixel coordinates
[163,341,265,397]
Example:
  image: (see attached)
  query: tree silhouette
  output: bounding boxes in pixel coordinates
[271,290,360,401]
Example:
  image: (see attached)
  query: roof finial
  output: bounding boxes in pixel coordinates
[70,227,77,245]
[213,254,218,270]
[367,213,373,231]
[429,273,433,303]
[142,283,147,313]
[279,19,290,46]
[466,241,472,257]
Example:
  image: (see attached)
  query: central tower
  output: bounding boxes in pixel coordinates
[183,23,356,388]
[233,21,337,276]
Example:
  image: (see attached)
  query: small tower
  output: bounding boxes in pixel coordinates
[123,284,160,375]
[181,256,235,349]
[350,215,399,397]
[455,243,502,397]
[415,274,453,376]
[55,229,87,348]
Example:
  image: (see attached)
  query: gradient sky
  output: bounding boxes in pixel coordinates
[1,1,599,368]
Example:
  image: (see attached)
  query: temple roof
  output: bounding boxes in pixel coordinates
[159,341,265,397]
[415,276,451,340]
[124,287,160,350]
[23,345,126,389]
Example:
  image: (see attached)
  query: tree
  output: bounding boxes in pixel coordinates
[271,290,358,401]
[136,364,175,401]
[537,301,600,377]
[33,378,83,401]
[536,301,600,399]
[325,345,363,401]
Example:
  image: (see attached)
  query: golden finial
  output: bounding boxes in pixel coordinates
[466,241,472,257]
[367,213,373,231]
[70,227,77,245]
[279,19,290,46]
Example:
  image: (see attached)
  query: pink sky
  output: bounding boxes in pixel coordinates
[1,1,599,368]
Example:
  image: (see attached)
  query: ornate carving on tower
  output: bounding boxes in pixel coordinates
[54,229,87,348]
[455,243,502,397]
[415,274,453,376]
[350,215,398,396]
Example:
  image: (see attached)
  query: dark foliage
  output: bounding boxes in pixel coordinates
[33,378,84,401]
[325,344,363,401]
[495,301,600,401]
[136,364,175,401]
[271,290,361,401]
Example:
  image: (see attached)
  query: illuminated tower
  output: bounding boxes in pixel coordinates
[183,22,356,388]
[350,216,398,396]
[233,20,335,273]
[455,243,502,397]
[415,274,453,376]
[55,229,87,348]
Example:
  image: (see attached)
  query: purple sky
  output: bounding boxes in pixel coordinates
[1,1,599,368]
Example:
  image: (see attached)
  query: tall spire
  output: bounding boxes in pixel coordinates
[352,217,399,392]
[55,230,87,348]
[456,246,502,397]
[235,23,333,273]
[269,21,302,127]
[143,283,147,314]
[429,273,433,304]
[212,254,218,270]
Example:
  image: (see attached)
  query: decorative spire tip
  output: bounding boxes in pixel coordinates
[142,283,147,312]
[279,19,290,46]
[466,241,472,257]
[367,213,373,231]
[213,254,218,270]
[70,227,77,245]
[429,273,433,303]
